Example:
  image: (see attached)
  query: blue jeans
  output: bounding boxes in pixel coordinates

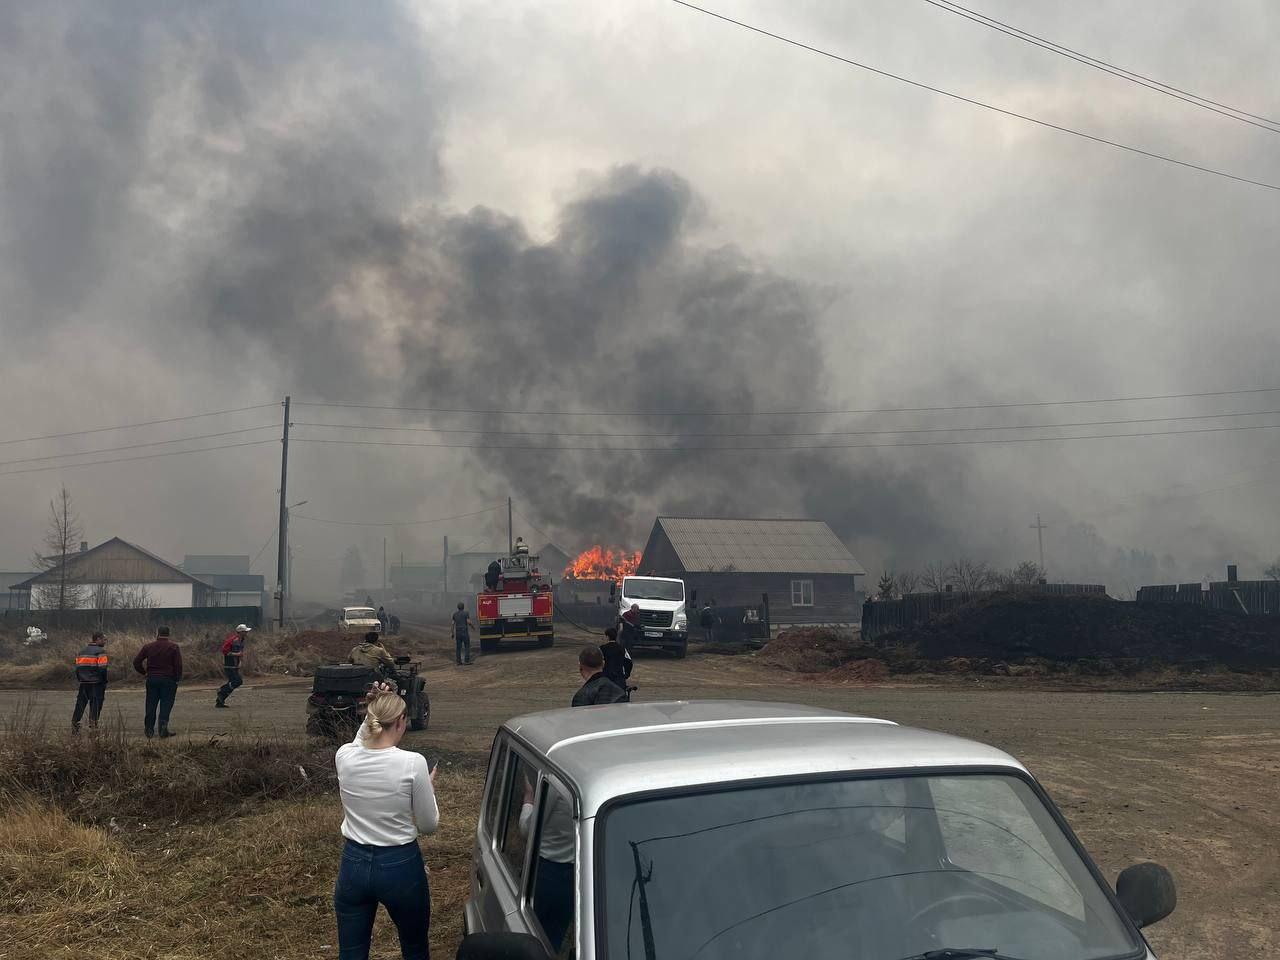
[334,840,430,960]
[455,634,471,663]
[533,856,574,952]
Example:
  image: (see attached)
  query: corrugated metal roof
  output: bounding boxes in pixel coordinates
[655,517,865,575]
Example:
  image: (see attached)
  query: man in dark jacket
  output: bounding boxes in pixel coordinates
[133,626,183,738]
[484,559,502,591]
[571,645,628,707]
[72,632,109,733]
[216,623,250,708]
[599,627,632,694]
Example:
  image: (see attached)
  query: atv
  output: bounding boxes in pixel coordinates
[306,655,429,738]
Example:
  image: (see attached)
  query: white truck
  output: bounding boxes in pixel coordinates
[613,575,689,658]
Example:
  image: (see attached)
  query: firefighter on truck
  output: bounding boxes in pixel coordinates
[476,545,554,653]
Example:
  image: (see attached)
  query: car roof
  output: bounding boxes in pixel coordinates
[503,700,1027,817]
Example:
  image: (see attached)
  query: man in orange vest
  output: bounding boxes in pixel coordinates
[72,632,109,733]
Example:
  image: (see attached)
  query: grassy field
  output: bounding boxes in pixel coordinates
[0,718,484,960]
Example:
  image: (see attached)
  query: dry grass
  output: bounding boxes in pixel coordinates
[0,624,456,689]
[0,722,486,960]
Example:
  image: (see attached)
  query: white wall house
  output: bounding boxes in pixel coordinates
[11,538,216,610]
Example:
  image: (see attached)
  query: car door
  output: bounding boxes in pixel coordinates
[476,743,541,934]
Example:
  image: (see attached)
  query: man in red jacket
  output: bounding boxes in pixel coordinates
[216,624,250,707]
[133,626,183,738]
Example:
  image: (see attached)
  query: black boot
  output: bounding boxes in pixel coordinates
[159,726,175,738]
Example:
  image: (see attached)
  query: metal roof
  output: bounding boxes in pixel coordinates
[11,538,213,589]
[504,701,1023,817]
[654,517,865,575]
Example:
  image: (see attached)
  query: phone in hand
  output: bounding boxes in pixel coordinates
[428,758,439,775]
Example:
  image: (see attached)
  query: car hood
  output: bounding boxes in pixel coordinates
[622,598,684,610]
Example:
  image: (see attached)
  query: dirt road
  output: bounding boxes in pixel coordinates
[4,635,1277,955]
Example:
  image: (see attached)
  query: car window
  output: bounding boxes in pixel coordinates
[529,779,577,957]
[483,740,509,838]
[498,754,536,884]
[929,775,1085,920]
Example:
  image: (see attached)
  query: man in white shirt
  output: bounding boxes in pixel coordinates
[520,778,575,953]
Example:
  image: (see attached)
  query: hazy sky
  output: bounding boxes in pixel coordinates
[2,0,1278,596]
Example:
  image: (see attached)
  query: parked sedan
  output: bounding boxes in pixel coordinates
[458,700,1175,960]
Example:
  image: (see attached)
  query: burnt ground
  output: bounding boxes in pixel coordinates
[2,626,1277,956]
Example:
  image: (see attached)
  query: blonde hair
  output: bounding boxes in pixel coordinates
[361,690,407,739]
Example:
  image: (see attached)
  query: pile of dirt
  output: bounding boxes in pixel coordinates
[758,627,879,673]
[279,629,356,663]
[820,658,890,684]
[879,592,1280,668]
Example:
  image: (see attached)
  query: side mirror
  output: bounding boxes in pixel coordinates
[456,932,549,960]
[609,582,616,600]
[1116,862,1176,928]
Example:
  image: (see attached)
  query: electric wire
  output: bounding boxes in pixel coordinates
[0,439,277,478]
[0,424,279,468]
[666,0,1280,192]
[293,385,1280,418]
[290,506,502,527]
[0,403,278,447]
[291,420,1280,452]
[293,407,1280,440]
[914,0,1280,133]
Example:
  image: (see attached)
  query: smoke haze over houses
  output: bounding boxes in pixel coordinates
[3,0,1279,595]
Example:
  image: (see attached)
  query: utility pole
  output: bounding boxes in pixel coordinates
[276,395,291,629]
[443,535,449,595]
[382,536,388,604]
[1030,513,1048,574]
[287,545,293,604]
[508,496,514,556]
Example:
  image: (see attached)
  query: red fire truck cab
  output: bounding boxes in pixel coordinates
[477,550,554,654]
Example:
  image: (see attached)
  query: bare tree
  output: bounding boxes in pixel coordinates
[31,486,86,613]
[895,569,920,595]
[1001,560,1046,589]
[947,558,999,593]
[919,561,950,593]
[116,584,156,609]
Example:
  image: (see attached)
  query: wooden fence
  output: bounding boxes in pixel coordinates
[861,584,1106,642]
[1137,580,1280,615]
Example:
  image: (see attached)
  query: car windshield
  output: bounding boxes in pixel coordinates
[600,773,1140,960]
[346,608,376,617]
[623,578,684,601]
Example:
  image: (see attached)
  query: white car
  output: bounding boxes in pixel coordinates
[460,701,1177,960]
[337,606,382,633]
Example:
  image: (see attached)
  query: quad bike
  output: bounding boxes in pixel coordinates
[307,655,429,738]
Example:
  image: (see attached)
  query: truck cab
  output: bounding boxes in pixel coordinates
[615,575,688,658]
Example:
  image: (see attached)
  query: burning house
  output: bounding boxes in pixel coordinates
[557,545,640,605]
[637,517,866,627]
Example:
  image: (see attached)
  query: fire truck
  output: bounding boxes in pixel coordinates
[477,545,554,654]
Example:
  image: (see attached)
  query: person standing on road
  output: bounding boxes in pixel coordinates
[133,625,182,738]
[72,631,109,733]
[451,602,475,666]
[377,606,389,634]
[571,645,628,707]
[334,681,439,960]
[216,623,250,708]
[599,627,632,695]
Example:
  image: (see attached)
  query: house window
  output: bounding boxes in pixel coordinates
[790,579,814,607]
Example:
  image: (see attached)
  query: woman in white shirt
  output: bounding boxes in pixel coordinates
[334,682,439,960]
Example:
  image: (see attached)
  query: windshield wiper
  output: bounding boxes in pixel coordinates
[895,949,1028,960]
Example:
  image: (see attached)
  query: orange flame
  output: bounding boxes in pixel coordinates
[565,546,641,582]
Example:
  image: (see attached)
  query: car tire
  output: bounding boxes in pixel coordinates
[538,634,554,649]
[480,637,498,655]
[672,641,688,659]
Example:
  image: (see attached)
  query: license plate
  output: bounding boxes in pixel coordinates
[644,629,662,637]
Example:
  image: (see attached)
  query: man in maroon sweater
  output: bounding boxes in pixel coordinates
[133,626,183,738]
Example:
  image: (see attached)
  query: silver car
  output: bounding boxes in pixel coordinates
[458,701,1175,960]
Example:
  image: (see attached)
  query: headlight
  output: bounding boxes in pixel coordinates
[675,615,687,629]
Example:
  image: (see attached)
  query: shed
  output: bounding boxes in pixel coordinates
[638,517,866,626]
[12,538,217,610]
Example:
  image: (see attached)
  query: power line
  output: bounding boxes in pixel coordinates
[291,506,502,527]
[666,0,1280,193]
[293,408,1280,440]
[292,420,1280,452]
[250,527,278,568]
[0,403,278,448]
[512,507,554,548]
[294,386,1280,418]
[0,424,278,468]
[914,0,1280,133]
[0,439,277,478]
